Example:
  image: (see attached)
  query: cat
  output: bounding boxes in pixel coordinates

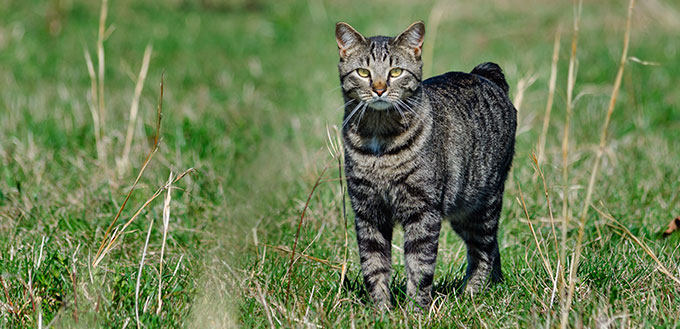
[335,21,516,309]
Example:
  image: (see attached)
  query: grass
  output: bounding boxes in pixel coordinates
[1,0,679,327]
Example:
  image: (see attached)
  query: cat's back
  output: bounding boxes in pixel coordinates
[421,64,517,210]
[422,64,516,139]
[423,69,512,115]
[423,71,484,97]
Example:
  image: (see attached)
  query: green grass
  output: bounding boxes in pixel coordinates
[1,0,679,327]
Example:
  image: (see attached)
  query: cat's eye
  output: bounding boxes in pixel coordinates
[390,68,403,78]
[356,68,370,78]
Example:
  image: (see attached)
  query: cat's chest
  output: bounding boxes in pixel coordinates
[352,131,412,157]
[364,136,385,155]
[347,148,424,194]
[347,159,433,217]
[350,170,405,209]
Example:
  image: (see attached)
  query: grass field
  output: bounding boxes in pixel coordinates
[1,0,679,327]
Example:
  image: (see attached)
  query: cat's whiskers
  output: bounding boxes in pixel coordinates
[389,98,407,122]
[335,99,355,113]
[398,98,426,125]
[325,84,344,95]
[405,91,424,106]
[404,96,425,113]
[354,103,369,132]
[402,98,420,113]
[395,100,416,126]
[405,89,426,107]
[342,100,366,129]
[395,99,411,114]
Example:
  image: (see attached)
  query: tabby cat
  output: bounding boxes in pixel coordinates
[335,21,517,309]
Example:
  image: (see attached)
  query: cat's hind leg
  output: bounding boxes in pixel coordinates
[452,197,503,295]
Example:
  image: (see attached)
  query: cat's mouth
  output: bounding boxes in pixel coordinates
[368,99,392,110]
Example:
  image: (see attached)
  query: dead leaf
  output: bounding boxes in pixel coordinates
[662,216,680,237]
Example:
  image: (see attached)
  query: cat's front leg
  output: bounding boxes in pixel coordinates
[355,214,394,309]
[402,210,442,309]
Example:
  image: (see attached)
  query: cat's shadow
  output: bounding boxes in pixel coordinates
[341,271,465,307]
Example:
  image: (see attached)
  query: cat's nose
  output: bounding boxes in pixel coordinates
[372,81,387,96]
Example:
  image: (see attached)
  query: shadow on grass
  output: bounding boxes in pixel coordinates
[341,270,467,308]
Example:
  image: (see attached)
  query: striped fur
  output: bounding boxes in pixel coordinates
[336,22,516,309]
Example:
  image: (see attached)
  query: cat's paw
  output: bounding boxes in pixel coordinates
[373,300,393,313]
[401,294,432,313]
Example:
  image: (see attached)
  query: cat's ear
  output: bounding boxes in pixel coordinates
[335,22,366,58]
[395,21,425,58]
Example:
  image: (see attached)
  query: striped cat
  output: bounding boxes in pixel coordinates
[335,21,516,309]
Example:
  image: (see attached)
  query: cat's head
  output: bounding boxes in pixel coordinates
[335,21,425,111]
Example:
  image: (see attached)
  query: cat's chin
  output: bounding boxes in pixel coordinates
[368,100,392,110]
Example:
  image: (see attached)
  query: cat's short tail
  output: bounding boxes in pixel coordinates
[471,62,509,94]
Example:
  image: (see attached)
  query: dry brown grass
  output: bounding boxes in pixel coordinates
[562,0,636,327]
[559,0,583,319]
[120,44,153,175]
[535,27,561,170]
